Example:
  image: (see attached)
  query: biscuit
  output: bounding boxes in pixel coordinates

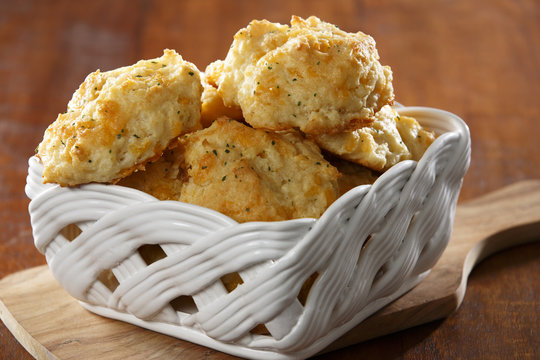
[37,49,203,186]
[178,118,340,222]
[313,106,434,172]
[205,16,394,134]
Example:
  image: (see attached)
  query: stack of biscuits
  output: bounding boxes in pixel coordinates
[37,16,435,223]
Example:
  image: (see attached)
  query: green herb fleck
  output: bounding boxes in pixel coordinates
[225,149,230,153]
[117,134,121,139]
[268,66,272,70]
[133,134,140,138]
[188,71,194,76]
[136,75,142,78]
[316,162,321,165]
[88,159,92,163]
[292,78,297,81]
[221,175,227,181]
[271,140,275,145]
[314,93,317,97]
[202,166,207,169]
[245,208,250,212]
[297,101,301,106]
[212,149,218,156]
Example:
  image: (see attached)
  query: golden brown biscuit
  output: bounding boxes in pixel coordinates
[206,16,394,134]
[313,106,411,171]
[178,118,340,222]
[37,49,203,186]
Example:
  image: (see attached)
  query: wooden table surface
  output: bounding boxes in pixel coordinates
[1,0,538,359]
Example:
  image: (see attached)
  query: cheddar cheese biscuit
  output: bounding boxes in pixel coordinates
[178,118,340,222]
[206,16,394,134]
[313,106,435,172]
[37,49,202,186]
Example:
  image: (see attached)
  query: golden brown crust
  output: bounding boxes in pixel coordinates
[38,49,203,186]
[206,16,394,135]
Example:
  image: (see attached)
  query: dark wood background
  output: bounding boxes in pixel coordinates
[1,0,538,358]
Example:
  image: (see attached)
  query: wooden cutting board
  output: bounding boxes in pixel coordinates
[1,180,539,360]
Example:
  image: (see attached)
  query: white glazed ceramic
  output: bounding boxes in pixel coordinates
[26,106,470,359]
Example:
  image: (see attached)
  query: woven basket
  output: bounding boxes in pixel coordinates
[26,106,470,359]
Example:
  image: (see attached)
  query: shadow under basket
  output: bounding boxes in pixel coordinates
[26,106,470,360]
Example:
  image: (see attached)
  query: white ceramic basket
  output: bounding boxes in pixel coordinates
[26,106,470,360]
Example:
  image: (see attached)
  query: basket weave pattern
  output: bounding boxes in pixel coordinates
[26,107,470,359]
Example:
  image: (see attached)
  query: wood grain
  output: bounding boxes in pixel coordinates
[1,0,539,358]
[1,181,538,359]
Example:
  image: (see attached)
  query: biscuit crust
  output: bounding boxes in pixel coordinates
[38,49,202,186]
[178,118,340,222]
[206,16,394,134]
